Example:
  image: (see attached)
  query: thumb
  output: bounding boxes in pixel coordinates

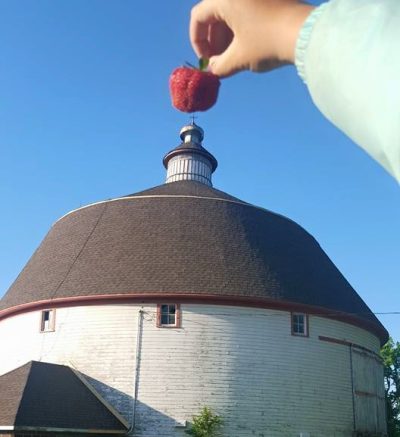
[209,40,245,78]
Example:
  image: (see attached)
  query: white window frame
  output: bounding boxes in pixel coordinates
[291,312,308,337]
[157,304,181,328]
[40,309,56,333]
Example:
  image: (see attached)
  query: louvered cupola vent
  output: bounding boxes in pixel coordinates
[163,123,217,186]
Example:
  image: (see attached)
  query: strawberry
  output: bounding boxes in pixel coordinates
[169,59,220,113]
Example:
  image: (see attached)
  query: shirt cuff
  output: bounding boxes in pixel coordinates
[295,2,329,82]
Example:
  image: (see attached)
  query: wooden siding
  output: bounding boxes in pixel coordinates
[0,304,385,436]
[352,347,386,434]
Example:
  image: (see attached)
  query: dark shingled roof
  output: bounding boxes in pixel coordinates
[127,179,243,202]
[0,180,387,342]
[0,361,127,432]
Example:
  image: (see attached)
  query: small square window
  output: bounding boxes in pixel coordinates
[291,313,308,337]
[40,309,55,332]
[157,304,181,328]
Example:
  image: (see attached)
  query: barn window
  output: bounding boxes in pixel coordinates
[291,313,308,337]
[40,309,55,332]
[157,304,181,328]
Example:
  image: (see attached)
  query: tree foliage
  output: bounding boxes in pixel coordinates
[185,406,222,437]
[381,338,400,436]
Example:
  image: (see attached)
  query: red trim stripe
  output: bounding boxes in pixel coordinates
[0,293,387,344]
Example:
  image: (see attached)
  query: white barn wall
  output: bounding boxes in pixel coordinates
[0,303,384,436]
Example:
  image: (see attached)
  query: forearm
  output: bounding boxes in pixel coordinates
[296,0,400,182]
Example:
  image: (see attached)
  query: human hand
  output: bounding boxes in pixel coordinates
[190,0,315,78]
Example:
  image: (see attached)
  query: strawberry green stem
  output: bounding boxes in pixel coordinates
[199,58,209,71]
[184,59,209,71]
[185,61,197,69]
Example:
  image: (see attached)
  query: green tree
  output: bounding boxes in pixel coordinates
[381,338,400,436]
[185,406,222,437]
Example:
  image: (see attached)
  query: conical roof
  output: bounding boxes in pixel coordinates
[0,179,387,343]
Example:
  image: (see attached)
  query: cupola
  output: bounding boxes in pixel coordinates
[163,122,218,186]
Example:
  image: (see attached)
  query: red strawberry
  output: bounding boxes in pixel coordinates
[169,60,220,113]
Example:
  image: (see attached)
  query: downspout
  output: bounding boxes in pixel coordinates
[128,308,144,436]
[349,344,356,433]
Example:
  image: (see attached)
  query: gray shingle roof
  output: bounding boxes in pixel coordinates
[0,361,127,432]
[0,180,387,342]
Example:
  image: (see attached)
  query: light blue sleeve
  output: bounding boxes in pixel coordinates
[295,0,400,182]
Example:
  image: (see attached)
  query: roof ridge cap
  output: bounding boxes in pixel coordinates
[54,194,251,224]
[53,194,308,238]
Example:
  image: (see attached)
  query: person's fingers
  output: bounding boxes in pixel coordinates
[208,21,234,56]
[190,1,219,59]
[209,40,245,78]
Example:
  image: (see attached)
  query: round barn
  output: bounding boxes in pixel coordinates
[0,123,388,437]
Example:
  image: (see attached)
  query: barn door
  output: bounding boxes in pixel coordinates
[351,346,386,435]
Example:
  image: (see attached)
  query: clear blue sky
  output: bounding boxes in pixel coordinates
[0,1,399,342]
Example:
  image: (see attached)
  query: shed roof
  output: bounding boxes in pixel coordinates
[0,361,127,433]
